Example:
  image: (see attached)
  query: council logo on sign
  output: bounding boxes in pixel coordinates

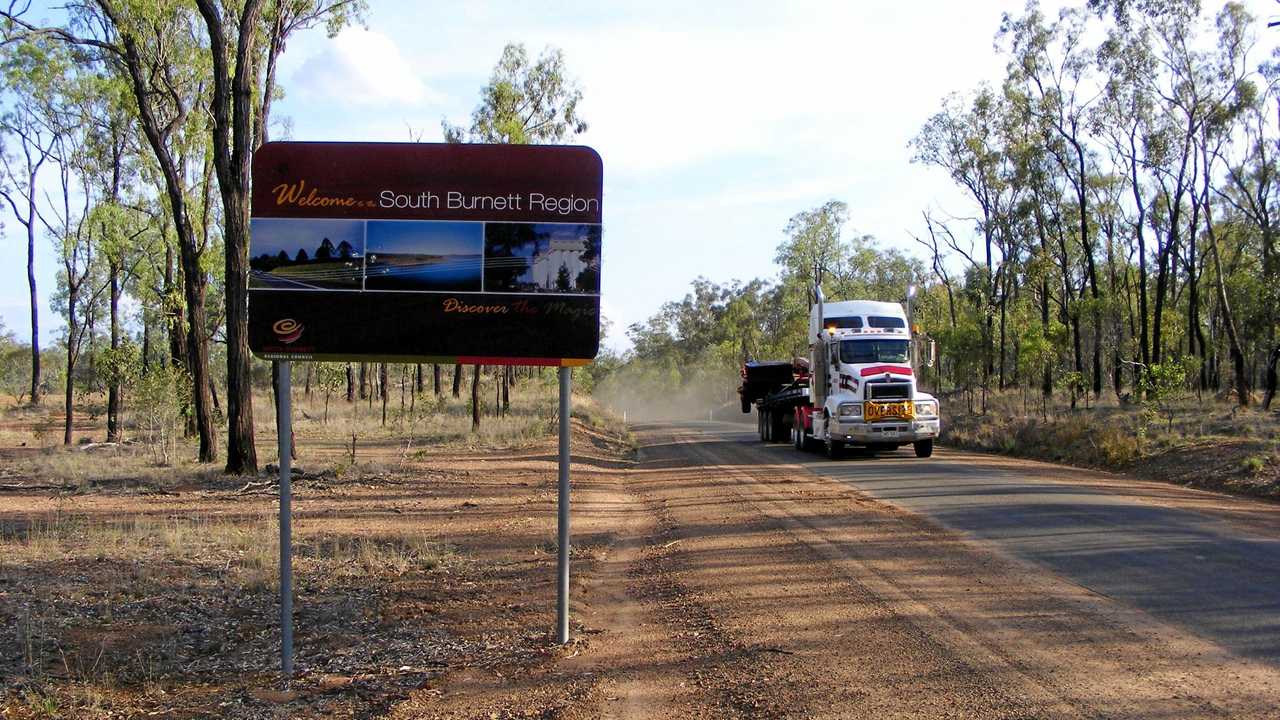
[273,318,304,344]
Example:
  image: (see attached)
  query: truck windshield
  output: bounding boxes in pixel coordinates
[840,339,909,364]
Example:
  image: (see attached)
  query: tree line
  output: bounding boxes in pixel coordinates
[0,0,587,468]
[603,0,1278,415]
[913,0,1277,410]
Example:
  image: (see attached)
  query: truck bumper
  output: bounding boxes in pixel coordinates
[831,418,940,444]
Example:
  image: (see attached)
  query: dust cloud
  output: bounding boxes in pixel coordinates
[593,364,751,424]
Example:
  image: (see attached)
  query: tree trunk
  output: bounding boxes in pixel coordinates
[1263,345,1278,411]
[359,362,368,399]
[107,261,122,443]
[503,365,511,415]
[470,364,481,431]
[346,363,355,402]
[452,363,463,398]
[26,209,40,405]
[63,286,77,445]
[415,363,424,394]
[141,318,151,373]
[433,364,441,396]
[117,30,216,461]
[380,362,389,426]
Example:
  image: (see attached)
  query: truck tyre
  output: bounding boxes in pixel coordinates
[914,439,934,458]
[770,410,787,443]
[793,423,803,450]
[824,420,844,460]
[741,397,751,414]
[759,410,768,441]
[763,410,773,442]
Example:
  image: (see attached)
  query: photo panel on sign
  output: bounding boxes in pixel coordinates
[363,220,484,292]
[249,218,366,291]
[484,223,602,295]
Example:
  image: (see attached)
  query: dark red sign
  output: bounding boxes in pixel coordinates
[248,142,603,365]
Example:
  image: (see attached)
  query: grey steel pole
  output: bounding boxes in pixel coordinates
[557,367,571,644]
[276,361,294,680]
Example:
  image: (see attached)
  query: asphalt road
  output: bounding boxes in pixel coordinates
[694,419,1280,666]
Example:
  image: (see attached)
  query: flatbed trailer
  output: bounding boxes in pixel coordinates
[739,361,809,443]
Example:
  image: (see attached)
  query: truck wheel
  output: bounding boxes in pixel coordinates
[792,423,803,450]
[914,439,934,458]
[824,420,844,460]
[759,410,768,441]
[770,409,787,443]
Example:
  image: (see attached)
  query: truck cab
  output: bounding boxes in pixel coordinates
[804,297,939,458]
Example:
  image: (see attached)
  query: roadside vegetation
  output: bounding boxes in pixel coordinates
[944,392,1280,498]
[0,371,631,718]
[592,0,1279,495]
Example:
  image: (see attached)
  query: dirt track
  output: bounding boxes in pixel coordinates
[552,422,1280,719]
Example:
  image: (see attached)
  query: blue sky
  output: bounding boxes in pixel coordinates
[3,0,1275,352]
[365,221,483,257]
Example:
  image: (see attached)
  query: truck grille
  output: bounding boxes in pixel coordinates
[866,382,911,400]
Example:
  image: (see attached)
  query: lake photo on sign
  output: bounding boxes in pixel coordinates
[364,221,484,292]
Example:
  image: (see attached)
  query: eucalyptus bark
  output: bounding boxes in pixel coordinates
[27,205,40,404]
[106,259,121,442]
[63,281,79,445]
[470,364,481,430]
[380,362,389,426]
[196,0,264,474]
[110,18,217,461]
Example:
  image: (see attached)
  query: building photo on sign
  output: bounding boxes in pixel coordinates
[484,223,602,294]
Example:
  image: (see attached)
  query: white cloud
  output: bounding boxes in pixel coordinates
[290,28,440,108]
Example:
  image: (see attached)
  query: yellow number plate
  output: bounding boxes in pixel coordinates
[865,401,914,422]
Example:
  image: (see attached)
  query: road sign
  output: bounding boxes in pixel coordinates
[249,142,603,366]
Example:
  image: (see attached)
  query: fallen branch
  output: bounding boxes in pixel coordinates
[0,483,76,492]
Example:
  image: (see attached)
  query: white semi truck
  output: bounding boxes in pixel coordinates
[739,290,940,459]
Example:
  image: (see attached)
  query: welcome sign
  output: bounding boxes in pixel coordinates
[248,142,603,365]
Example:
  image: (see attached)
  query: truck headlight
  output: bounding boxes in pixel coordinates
[914,400,938,417]
[837,402,862,418]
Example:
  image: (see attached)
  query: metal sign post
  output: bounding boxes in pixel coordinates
[276,361,294,680]
[557,367,572,644]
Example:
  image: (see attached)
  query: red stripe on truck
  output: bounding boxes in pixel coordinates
[859,364,913,377]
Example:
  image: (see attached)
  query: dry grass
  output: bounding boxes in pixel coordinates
[0,373,632,718]
[0,374,631,488]
[0,503,471,718]
[942,391,1280,498]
